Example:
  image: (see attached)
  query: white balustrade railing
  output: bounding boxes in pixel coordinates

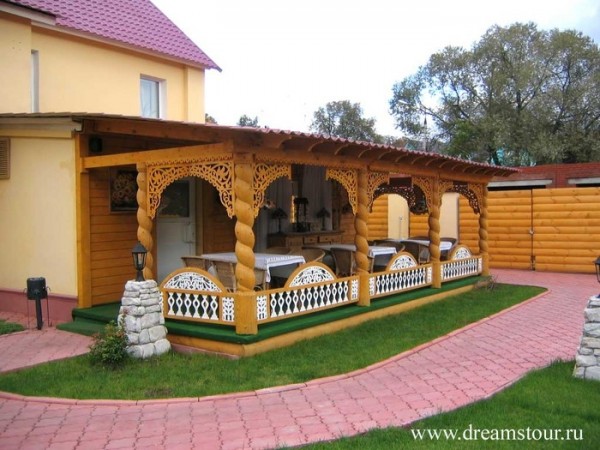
[441,245,483,281]
[370,264,432,298]
[160,268,235,324]
[369,252,432,298]
[162,246,483,331]
[259,263,359,323]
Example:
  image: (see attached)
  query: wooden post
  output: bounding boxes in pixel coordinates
[136,163,154,280]
[233,157,258,334]
[428,178,442,288]
[478,185,490,276]
[235,291,257,335]
[355,169,371,306]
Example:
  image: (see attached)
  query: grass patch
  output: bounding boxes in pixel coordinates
[0,319,24,335]
[303,361,600,449]
[0,283,544,400]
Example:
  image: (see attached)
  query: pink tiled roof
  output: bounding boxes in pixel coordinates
[8,0,220,70]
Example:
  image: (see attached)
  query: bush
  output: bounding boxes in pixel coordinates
[89,319,129,368]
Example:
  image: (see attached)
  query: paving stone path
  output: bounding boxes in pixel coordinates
[0,269,596,449]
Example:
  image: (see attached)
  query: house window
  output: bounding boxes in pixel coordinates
[140,76,164,118]
[0,138,10,180]
[31,50,39,113]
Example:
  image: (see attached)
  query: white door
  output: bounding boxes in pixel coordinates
[157,179,196,281]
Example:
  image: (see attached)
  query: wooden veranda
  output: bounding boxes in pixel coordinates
[75,114,516,338]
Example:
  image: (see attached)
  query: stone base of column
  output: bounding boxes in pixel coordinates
[573,295,600,382]
[119,280,171,359]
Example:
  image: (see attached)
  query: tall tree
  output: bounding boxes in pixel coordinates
[310,100,383,143]
[389,23,600,165]
[237,114,260,127]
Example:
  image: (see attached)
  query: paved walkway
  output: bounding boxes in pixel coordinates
[0,269,596,449]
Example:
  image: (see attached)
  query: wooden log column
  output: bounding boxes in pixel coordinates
[136,163,154,281]
[478,185,490,276]
[233,158,258,334]
[428,178,442,288]
[354,169,371,306]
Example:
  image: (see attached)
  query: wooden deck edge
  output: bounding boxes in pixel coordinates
[165,284,477,358]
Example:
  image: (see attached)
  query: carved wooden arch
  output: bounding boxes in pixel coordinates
[326,168,358,214]
[147,156,234,219]
[252,162,291,217]
[367,171,389,209]
[447,182,484,214]
[372,185,417,209]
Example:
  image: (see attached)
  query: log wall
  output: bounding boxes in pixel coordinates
[459,187,600,273]
[89,168,139,304]
[367,195,389,240]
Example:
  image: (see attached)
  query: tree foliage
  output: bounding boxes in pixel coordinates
[237,114,260,127]
[310,100,383,143]
[205,113,217,124]
[389,23,600,165]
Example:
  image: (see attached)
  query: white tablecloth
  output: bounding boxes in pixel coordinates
[309,244,397,258]
[401,239,453,251]
[199,252,306,282]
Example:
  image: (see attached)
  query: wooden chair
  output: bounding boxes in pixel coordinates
[330,248,357,277]
[440,237,458,261]
[402,241,430,264]
[212,261,237,291]
[181,256,207,269]
[264,246,292,254]
[295,248,325,263]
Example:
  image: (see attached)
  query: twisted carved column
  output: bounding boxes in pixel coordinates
[354,170,370,273]
[136,163,154,280]
[428,178,442,288]
[233,161,256,292]
[354,170,371,306]
[478,185,490,276]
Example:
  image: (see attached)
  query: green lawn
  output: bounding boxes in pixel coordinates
[0,284,544,400]
[302,361,600,449]
[0,319,24,335]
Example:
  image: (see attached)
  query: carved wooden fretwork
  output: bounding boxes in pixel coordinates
[367,171,389,209]
[373,185,416,208]
[439,179,454,197]
[253,163,291,217]
[147,158,234,218]
[326,168,358,214]
[447,182,483,214]
[412,176,435,209]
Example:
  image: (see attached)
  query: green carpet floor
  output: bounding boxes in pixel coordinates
[59,276,482,343]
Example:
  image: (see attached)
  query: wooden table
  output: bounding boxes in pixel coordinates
[198,252,306,283]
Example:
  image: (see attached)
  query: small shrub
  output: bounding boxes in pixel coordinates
[89,319,129,368]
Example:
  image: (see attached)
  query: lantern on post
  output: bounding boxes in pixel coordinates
[595,256,600,297]
[132,242,147,282]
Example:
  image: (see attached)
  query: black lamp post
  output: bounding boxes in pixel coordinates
[132,241,147,282]
[595,256,600,297]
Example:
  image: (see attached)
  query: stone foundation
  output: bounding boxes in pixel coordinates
[573,295,600,382]
[119,280,171,359]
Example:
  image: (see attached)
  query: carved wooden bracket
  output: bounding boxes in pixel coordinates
[326,168,358,215]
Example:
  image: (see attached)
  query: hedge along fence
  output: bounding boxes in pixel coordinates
[459,186,600,274]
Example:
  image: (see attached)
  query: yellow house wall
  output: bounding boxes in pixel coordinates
[0,17,206,122]
[0,133,77,295]
[387,195,409,239]
[0,14,32,112]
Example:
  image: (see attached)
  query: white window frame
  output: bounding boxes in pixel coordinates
[31,50,39,113]
[140,75,166,119]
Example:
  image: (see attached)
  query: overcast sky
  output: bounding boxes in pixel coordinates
[151,0,600,137]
